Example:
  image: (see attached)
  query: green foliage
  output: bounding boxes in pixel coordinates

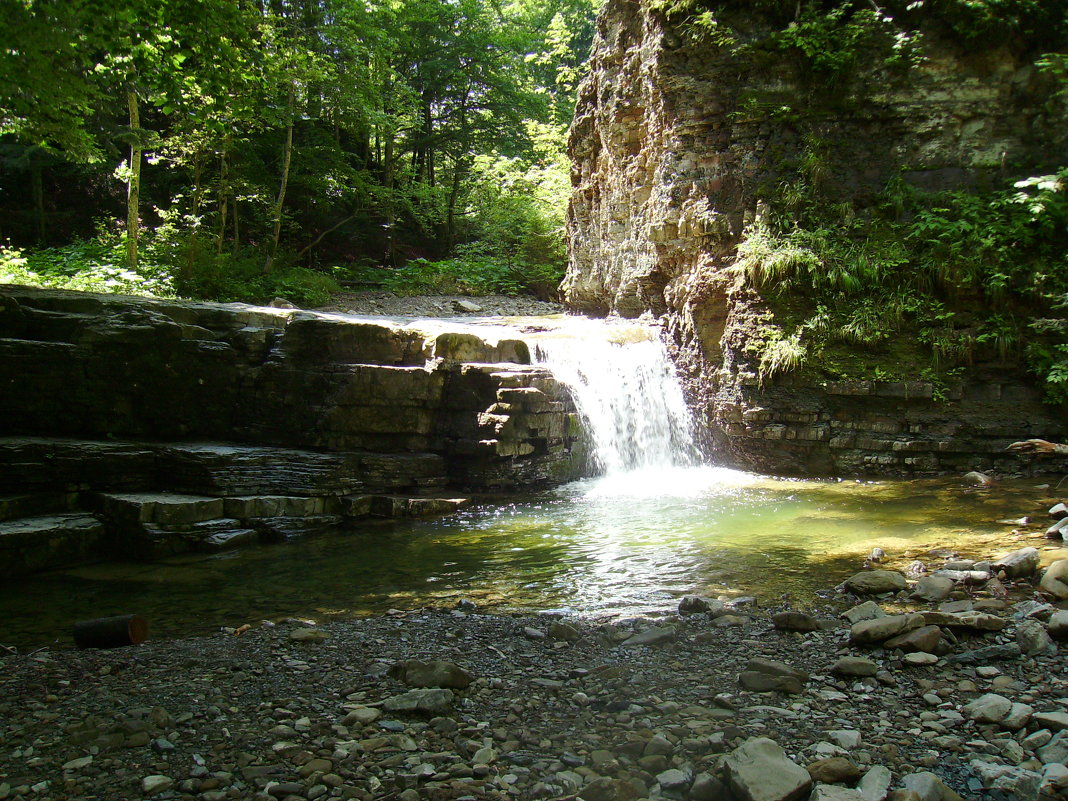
[344,253,563,299]
[0,0,596,299]
[734,166,1068,404]
[0,236,175,297]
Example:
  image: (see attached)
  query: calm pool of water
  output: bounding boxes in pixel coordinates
[1,467,1060,648]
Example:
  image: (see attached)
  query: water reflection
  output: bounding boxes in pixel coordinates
[0,467,1056,648]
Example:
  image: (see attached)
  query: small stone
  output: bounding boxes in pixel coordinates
[389,659,474,689]
[644,734,674,756]
[807,757,864,784]
[826,730,862,750]
[1016,619,1054,656]
[678,596,712,615]
[738,671,804,694]
[621,626,675,647]
[992,547,1040,578]
[548,621,581,641]
[851,613,924,645]
[141,775,175,795]
[656,768,692,791]
[1048,610,1068,639]
[1002,702,1034,731]
[910,576,954,603]
[963,693,1012,724]
[841,601,885,624]
[62,756,93,770]
[845,570,907,595]
[857,765,892,801]
[903,652,938,666]
[1034,712,1068,732]
[885,625,941,653]
[901,771,964,801]
[772,611,821,632]
[831,656,878,677]
[454,300,483,313]
[382,688,455,714]
[1039,560,1068,600]
[723,737,812,801]
[289,627,331,642]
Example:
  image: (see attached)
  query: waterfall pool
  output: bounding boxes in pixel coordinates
[2,315,1061,648]
[0,467,1059,647]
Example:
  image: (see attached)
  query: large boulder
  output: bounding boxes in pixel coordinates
[723,738,812,801]
[1048,609,1068,639]
[992,547,1040,578]
[910,575,954,603]
[850,613,925,646]
[388,659,474,689]
[1039,560,1068,600]
[884,625,942,653]
[844,570,907,595]
[963,693,1012,724]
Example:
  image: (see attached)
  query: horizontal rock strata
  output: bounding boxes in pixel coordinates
[0,286,589,573]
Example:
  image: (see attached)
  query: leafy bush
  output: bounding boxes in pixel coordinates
[733,166,1068,404]
[0,238,176,297]
[344,253,562,299]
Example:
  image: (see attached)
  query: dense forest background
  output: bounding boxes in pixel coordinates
[0,0,597,305]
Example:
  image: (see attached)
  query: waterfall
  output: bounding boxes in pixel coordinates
[532,320,699,474]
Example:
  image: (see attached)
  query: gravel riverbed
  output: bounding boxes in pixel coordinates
[315,292,566,319]
[2,556,1068,801]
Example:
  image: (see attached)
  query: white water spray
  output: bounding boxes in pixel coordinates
[532,320,699,474]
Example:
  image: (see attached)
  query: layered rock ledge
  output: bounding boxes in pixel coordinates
[0,286,588,574]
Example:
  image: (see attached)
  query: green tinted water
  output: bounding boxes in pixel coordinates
[1,467,1059,648]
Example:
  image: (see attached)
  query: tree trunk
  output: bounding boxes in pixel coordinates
[183,151,204,283]
[216,147,229,255]
[126,88,142,271]
[31,162,45,244]
[264,83,295,274]
[232,198,241,256]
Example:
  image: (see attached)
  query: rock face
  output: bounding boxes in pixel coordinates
[565,0,1068,475]
[0,286,588,574]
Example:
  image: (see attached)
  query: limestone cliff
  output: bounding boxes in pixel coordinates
[565,0,1068,475]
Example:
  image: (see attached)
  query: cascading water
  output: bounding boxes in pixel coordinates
[531,320,700,474]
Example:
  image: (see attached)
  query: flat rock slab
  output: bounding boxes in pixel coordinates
[382,689,455,715]
[97,493,225,525]
[0,513,105,576]
[724,737,812,801]
[850,613,924,646]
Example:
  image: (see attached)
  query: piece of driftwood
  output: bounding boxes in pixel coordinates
[72,614,149,649]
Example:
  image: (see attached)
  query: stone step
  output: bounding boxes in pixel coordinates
[0,438,449,496]
[0,492,78,522]
[0,513,106,576]
[94,492,227,526]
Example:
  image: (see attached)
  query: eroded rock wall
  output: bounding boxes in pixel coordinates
[565,0,1068,475]
[0,286,588,572]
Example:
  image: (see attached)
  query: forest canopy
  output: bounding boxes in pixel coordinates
[0,0,597,304]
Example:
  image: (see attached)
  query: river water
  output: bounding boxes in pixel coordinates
[0,316,1060,648]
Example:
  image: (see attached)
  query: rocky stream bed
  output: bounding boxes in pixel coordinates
[3,497,1068,801]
